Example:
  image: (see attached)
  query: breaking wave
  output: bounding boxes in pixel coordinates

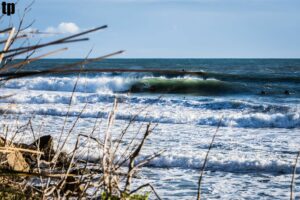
[3,75,249,95]
[144,155,297,174]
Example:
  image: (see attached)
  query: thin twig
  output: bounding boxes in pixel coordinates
[130,183,162,200]
[197,116,223,200]
[0,67,206,80]
[0,25,107,55]
[290,150,300,200]
[0,47,68,72]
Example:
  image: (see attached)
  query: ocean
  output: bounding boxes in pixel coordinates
[0,58,300,199]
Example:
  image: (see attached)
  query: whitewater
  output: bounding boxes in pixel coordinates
[0,59,300,199]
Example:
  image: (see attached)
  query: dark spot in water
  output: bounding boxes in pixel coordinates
[284,90,290,95]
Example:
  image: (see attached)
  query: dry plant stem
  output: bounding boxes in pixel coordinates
[0,25,107,55]
[0,169,75,178]
[0,68,206,80]
[78,134,104,148]
[116,124,159,170]
[2,1,35,63]
[290,150,300,200]
[28,119,37,142]
[0,27,15,63]
[55,69,82,153]
[133,150,165,169]
[52,102,88,165]
[118,149,165,187]
[75,113,104,156]
[57,135,80,191]
[50,50,124,71]
[3,38,87,60]
[123,123,151,194]
[112,96,163,160]
[0,12,38,80]
[118,149,165,186]
[0,9,166,199]
[0,147,43,154]
[0,50,124,83]
[60,102,88,149]
[115,124,145,168]
[0,27,13,34]
[54,49,93,163]
[8,119,30,144]
[197,117,223,200]
[0,34,27,45]
[76,134,97,187]
[130,183,162,200]
[29,120,46,191]
[0,47,68,72]
[102,98,118,194]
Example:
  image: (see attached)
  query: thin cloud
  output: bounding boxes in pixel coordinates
[45,22,80,34]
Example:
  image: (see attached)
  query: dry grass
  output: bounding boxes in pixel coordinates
[0,97,164,199]
[0,2,165,199]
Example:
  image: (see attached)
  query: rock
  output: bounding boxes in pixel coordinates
[32,135,53,150]
[6,150,30,172]
[0,136,30,172]
[0,137,5,146]
[30,135,70,167]
[0,135,70,171]
[61,176,85,196]
[31,135,55,162]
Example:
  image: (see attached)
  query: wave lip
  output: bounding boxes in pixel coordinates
[3,76,133,93]
[130,77,247,95]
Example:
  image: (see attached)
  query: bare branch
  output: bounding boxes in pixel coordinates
[290,150,300,200]
[197,117,223,200]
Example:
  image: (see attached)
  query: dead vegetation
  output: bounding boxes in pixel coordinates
[0,105,164,199]
[0,2,165,199]
[3,2,294,200]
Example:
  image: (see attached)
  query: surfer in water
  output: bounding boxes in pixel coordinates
[284,90,290,95]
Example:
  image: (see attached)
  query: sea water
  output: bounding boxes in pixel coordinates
[0,59,300,199]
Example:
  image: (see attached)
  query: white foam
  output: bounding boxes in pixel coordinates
[2,99,299,128]
[1,76,300,129]
[198,112,300,129]
[143,154,295,174]
[2,75,212,94]
[3,76,134,93]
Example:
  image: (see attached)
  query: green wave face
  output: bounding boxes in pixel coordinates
[130,78,246,95]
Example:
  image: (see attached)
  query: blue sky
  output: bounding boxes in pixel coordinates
[7,0,300,58]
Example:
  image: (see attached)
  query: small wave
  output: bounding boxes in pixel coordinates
[198,112,300,129]
[78,153,296,174]
[3,102,299,128]
[143,155,295,174]
[0,91,293,115]
[0,92,120,105]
